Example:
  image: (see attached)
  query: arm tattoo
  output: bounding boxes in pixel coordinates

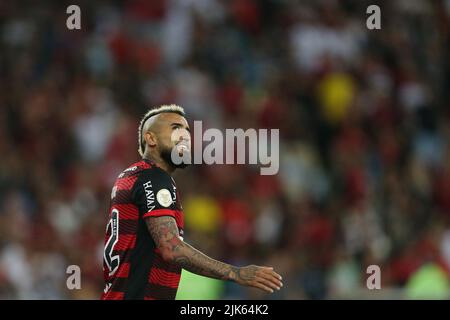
[146,216,239,281]
[145,216,183,252]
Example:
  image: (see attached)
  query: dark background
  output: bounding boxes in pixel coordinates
[0,0,449,299]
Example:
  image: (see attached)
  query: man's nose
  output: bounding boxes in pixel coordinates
[180,132,191,141]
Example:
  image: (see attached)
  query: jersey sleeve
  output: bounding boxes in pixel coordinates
[132,168,178,219]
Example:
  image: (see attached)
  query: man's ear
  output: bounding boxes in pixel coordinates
[144,132,157,148]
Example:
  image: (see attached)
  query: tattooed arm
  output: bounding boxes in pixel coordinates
[145,216,283,293]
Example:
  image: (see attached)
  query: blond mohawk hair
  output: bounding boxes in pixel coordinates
[138,104,186,157]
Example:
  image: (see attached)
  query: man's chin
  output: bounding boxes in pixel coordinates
[173,151,191,169]
[161,149,191,170]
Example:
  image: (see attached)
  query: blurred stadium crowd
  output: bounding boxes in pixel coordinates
[1,0,450,299]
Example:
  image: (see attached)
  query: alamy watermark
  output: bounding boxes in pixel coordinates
[66,5,81,30]
[67,5,381,31]
[366,5,381,30]
[170,121,279,175]
[66,263,382,291]
[366,265,381,290]
[66,265,81,290]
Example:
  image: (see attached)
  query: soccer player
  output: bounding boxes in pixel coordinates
[101,104,283,300]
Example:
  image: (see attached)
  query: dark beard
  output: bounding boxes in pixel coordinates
[161,146,190,169]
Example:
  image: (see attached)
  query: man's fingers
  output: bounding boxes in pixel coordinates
[269,270,283,281]
[258,271,283,288]
[259,267,283,280]
[257,277,281,291]
[253,282,274,294]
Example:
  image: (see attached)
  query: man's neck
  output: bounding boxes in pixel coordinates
[143,151,175,175]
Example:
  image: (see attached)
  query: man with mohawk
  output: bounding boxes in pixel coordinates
[101,105,283,300]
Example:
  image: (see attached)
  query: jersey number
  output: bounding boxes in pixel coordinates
[104,208,120,276]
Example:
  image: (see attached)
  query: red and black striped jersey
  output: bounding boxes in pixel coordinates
[101,159,184,300]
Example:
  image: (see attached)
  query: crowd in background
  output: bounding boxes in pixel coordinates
[0,0,450,299]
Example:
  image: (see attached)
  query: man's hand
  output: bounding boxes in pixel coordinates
[231,265,283,294]
[146,216,283,294]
